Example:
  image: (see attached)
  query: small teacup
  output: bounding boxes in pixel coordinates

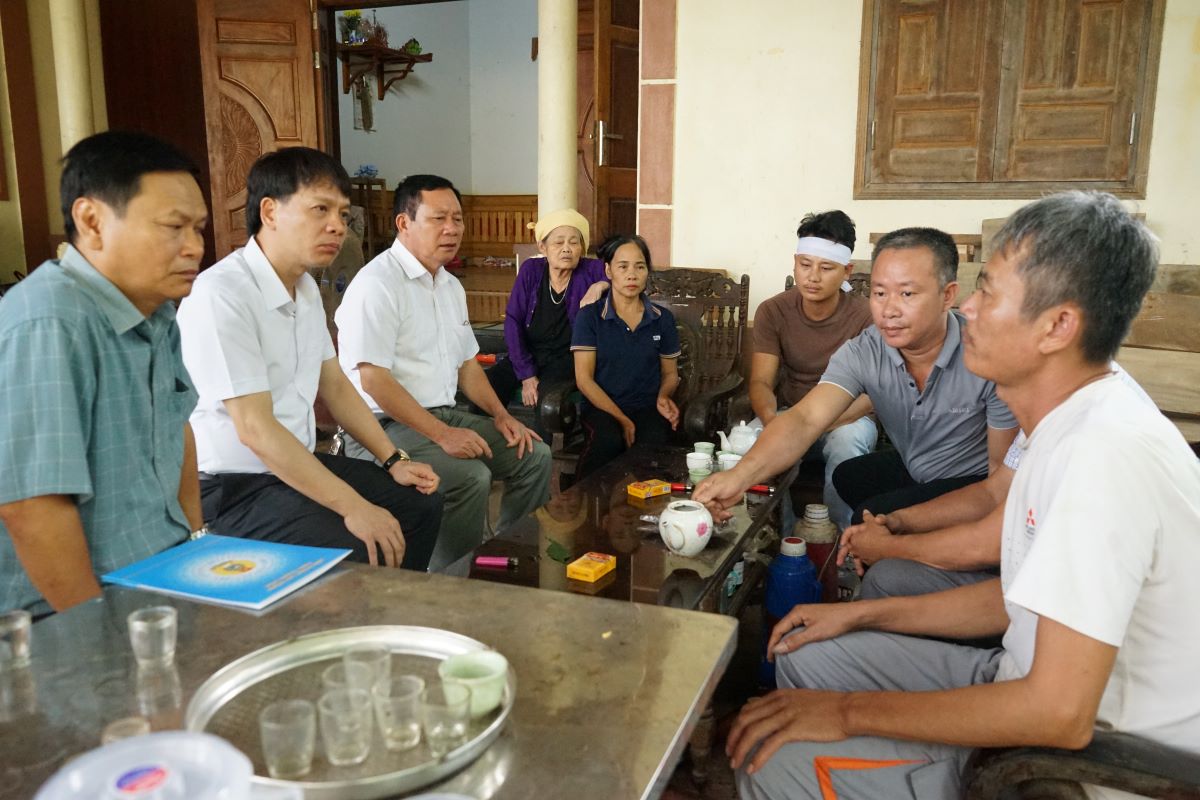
[718,453,742,471]
[685,451,713,474]
[713,450,734,470]
[693,442,715,456]
[438,651,509,718]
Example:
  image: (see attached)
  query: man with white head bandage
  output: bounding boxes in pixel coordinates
[749,211,877,532]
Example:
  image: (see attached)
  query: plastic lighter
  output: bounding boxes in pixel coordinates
[474,556,518,569]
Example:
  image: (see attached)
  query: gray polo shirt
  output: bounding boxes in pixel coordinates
[820,311,1016,482]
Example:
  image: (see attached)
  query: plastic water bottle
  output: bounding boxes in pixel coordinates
[759,536,822,687]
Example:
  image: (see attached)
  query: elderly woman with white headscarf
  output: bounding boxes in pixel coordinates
[486,209,608,434]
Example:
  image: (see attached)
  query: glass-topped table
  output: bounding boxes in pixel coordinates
[469,444,794,614]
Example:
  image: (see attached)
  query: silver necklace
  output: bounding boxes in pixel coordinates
[548,281,567,305]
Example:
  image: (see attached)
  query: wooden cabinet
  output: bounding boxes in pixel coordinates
[855,0,1165,198]
[100,0,321,264]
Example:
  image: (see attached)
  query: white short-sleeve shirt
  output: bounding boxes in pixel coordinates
[335,238,479,412]
[178,237,335,473]
[994,374,1200,798]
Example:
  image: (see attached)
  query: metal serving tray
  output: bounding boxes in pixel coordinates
[184,625,515,799]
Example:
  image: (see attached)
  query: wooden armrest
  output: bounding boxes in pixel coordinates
[537,377,580,435]
[682,373,744,442]
[964,731,1200,800]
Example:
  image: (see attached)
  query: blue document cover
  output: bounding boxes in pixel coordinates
[103,534,351,610]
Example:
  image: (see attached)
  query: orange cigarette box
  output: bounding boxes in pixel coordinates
[626,479,671,500]
[567,552,616,582]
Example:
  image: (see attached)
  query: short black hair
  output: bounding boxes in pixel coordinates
[392,174,462,220]
[596,233,652,269]
[992,192,1158,364]
[796,210,856,251]
[245,147,351,236]
[871,227,959,288]
[60,130,199,244]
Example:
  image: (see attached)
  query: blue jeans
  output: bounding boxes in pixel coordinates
[780,415,878,533]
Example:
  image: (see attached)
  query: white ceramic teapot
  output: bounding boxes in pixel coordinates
[658,500,714,557]
[718,420,761,455]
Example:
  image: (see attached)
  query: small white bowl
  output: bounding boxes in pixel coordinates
[437,651,509,718]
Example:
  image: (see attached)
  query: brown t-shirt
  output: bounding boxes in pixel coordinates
[753,290,873,407]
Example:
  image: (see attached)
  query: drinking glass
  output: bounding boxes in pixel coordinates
[0,610,31,668]
[127,606,177,667]
[318,688,373,766]
[372,675,424,751]
[420,683,470,757]
[259,699,316,779]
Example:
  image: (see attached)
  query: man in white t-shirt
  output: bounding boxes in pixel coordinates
[178,148,442,570]
[728,191,1200,800]
[835,364,1152,600]
[335,174,552,573]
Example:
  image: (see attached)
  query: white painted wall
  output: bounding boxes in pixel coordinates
[672,0,1200,316]
[336,0,538,195]
[468,0,538,194]
[337,2,473,191]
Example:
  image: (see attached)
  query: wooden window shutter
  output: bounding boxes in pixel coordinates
[993,0,1155,184]
[855,0,1164,199]
[867,0,1006,185]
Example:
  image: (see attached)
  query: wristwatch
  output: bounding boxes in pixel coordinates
[189,525,210,541]
[381,449,412,471]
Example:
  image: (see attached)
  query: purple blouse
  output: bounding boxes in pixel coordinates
[504,256,607,380]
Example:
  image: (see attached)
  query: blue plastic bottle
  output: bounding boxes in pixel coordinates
[759,536,822,687]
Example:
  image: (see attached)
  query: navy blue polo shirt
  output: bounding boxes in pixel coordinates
[571,293,681,412]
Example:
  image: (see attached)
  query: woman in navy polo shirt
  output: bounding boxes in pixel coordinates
[570,235,681,478]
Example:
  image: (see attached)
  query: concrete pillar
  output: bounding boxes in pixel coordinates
[48,0,95,153]
[537,0,576,215]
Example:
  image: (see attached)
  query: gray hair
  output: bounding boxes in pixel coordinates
[871,227,959,289]
[991,192,1159,364]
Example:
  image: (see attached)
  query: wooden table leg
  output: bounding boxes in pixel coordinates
[689,703,716,786]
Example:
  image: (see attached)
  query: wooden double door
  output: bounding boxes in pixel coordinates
[578,0,640,246]
[101,0,322,263]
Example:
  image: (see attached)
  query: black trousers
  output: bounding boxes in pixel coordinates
[577,404,673,480]
[200,452,443,571]
[485,354,574,439]
[832,449,986,525]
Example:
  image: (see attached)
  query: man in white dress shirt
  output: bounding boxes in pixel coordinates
[178,148,442,570]
[726,191,1200,800]
[336,174,552,572]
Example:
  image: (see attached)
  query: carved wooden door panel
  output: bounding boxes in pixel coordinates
[591,0,639,244]
[197,0,320,258]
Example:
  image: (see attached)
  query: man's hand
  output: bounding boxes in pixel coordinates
[767,602,862,659]
[494,412,542,459]
[726,689,849,773]
[837,510,897,576]
[657,397,680,430]
[388,461,440,495]
[520,377,539,407]
[436,426,494,460]
[579,281,608,307]
[343,501,407,567]
[692,470,748,522]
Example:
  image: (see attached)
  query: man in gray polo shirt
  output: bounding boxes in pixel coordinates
[697,227,1017,594]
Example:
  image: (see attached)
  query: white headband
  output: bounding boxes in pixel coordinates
[795,236,852,265]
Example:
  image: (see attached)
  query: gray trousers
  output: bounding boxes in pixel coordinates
[345,407,552,572]
[738,631,1003,800]
[860,558,996,600]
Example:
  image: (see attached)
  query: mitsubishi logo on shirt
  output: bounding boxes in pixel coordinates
[1025,507,1037,537]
